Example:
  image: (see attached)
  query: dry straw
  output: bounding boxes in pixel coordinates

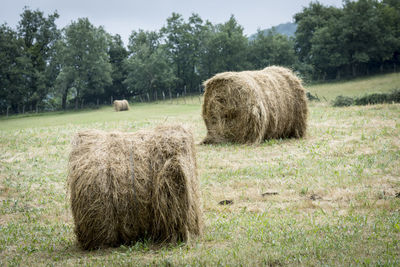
[67,124,203,250]
[113,99,130,111]
[201,66,308,144]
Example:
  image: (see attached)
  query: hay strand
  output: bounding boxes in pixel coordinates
[201,66,308,144]
[67,124,203,250]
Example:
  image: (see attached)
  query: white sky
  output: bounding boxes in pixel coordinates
[1,0,344,45]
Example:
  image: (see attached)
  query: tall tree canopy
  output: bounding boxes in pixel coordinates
[105,34,129,101]
[2,1,400,114]
[56,18,112,109]
[124,29,175,100]
[18,7,59,111]
[295,0,400,79]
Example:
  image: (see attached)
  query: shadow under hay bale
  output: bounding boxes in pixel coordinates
[113,99,130,111]
[201,66,308,144]
[67,125,203,250]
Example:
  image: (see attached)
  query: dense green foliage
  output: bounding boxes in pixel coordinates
[1,0,400,114]
[294,0,400,80]
[0,7,59,114]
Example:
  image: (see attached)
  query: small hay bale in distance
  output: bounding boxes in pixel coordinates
[67,124,203,250]
[113,99,130,111]
[201,66,308,144]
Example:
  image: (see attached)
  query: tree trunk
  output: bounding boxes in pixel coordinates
[62,94,67,110]
[352,64,357,77]
[6,106,10,117]
[111,96,113,105]
[162,91,165,101]
[22,105,25,114]
[146,93,150,102]
[81,99,84,109]
[75,98,79,110]
[336,69,341,80]
[36,103,38,113]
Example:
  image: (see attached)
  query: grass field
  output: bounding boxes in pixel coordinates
[307,72,400,101]
[1,74,400,266]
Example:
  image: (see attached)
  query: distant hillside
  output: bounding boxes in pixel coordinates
[249,22,297,40]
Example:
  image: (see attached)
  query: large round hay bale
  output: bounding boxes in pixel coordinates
[113,99,130,111]
[201,66,308,144]
[67,124,203,250]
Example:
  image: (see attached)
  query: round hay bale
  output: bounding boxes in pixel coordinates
[113,99,130,111]
[201,66,308,144]
[67,124,203,250]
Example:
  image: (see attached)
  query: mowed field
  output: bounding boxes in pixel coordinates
[1,73,400,266]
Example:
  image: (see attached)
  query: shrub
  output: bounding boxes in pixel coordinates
[332,95,354,107]
[355,89,400,105]
[333,89,400,107]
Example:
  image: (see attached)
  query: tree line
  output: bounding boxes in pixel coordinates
[1,0,399,114]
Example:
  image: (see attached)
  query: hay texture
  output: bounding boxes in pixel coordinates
[113,99,130,111]
[201,66,308,144]
[67,124,203,250]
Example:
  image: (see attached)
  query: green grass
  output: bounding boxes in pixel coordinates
[306,72,400,101]
[0,102,200,131]
[1,74,400,266]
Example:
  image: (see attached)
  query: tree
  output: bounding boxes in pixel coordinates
[124,30,175,100]
[340,0,379,76]
[185,14,209,91]
[17,7,60,111]
[248,29,297,70]
[105,34,129,101]
[375,0,400,72]
[0,24,28,114]
[294,0,400,79]
[210,15,249,73]
[162,13,206,92]
[294,2,342,65]
[56,18,112,109]
[308,9,347,80]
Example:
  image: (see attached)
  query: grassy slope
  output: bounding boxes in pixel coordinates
[306,72,400,100]
[1,74,400,266]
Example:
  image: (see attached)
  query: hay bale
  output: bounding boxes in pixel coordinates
[67,124,203,250]
[113,99,130,111]
[201,66,308,144]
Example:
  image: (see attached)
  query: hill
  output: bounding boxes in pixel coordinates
[249,22,297,40]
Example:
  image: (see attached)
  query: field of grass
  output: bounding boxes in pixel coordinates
[1,74,400,266]
[306,72,400,101]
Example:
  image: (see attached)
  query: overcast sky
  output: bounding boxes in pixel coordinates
[1,0,344,45]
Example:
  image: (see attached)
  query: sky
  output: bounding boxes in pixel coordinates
[1,0,344,45]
